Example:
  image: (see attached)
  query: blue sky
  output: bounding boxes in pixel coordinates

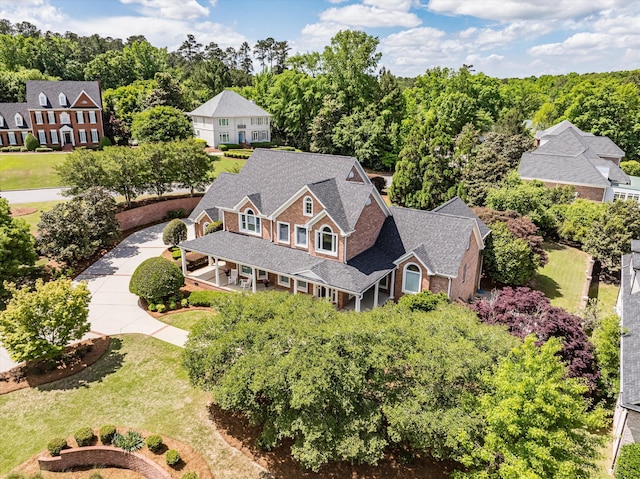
[2,0,639,78]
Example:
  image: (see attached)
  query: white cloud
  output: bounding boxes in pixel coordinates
[527,32,638,57]
[468,21,553,49]
[0,0,66,29]
[119,0,209,20]
[363,0,418,11]
[427,0,626,21]
[319,4,421,28]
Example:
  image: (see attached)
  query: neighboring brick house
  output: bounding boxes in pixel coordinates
[519,120,631,202]
[180,149,487,311]
[187,90,271,147]
[612,240,640,468]
[0,80,104,149]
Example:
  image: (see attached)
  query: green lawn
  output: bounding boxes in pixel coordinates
[589,280,620,314]
[0,334,263,479]
[0,152,67,190]
[157,310,213,332]
[531,241,590,312]
[213,156,245,176]
[9,200,62,234]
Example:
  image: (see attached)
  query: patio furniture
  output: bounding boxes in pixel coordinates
[228,269,238,285]
[240,277,252,290]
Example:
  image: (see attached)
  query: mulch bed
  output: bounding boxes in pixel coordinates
[0,336,110,395]
[10,206,38,216]
[209,403,459,479]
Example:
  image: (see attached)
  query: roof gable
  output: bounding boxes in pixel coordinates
[432,197,491,239]
[188,89,271,118]
[71,90,99,109]
[26,81,102,109]
[0,103,30,129]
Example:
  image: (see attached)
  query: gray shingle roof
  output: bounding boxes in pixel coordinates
[188,90,271,118]
[519,127,629,187]
[26,80,102,109]
[0,103,30,129]
[190,149,372,233]
[432,197,491,239]
[621,253,640,407]
[582,136,625,158]
[376,207,478,278]
[180,230,392,293]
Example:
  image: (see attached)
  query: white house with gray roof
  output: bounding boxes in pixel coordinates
[520,120,630,202]
[188,90,271,147]
[613,240,640,468]
[179,149,487,311]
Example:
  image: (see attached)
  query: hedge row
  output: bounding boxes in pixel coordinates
[225,151,252,159]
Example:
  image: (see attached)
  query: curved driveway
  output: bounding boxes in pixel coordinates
[0,222,190,373]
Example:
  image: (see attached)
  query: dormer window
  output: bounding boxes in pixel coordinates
[0,115,4,127]
[39,92,47,106]
[239,208,261,235]
[14,113,23,127]
[303,196,313,217]
[58,92,67,106]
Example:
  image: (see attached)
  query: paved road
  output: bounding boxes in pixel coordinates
[0,222,190,373]
[1,187,71,203]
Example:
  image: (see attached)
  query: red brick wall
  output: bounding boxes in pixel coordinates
[275,194,321,250]
[347,165,364,183]
[29,107,104,148]
[429,275,450,296]
[310,216,344,262]
[542,181,605,202]
[448,232,481,301]
[38,446,171,478]
[394,257,430,301]
[116,197,200,231]
[346,195,386,260]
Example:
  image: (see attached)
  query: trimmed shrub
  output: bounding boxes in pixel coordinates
[193,138,207,148]
[398,290,449,312]
[156,303,167,313]
[370,176,386,193]
[616,442,640,478]
[218,143,241,151]
[163,219,187,247]
[225,151,251,159]
[171,249,182,260]
[24,133,39,151]
[187,290,226,307]
[98,136,112,149]
[182,473,198,479]
[204,221,223,235]
[275,146,296,151]
[35,147,53,152]
[169,300,178,310]
[250,141,275,148]
[181,298,189,308]
[165,208,186,220]
[148,303,157,312]
[74,427,95,447]
[146,434,164,453]
[99,424,117,444]
[113,431,145,452]
[47,438,67,456]
[129,257,184,303]
[165,449,181,466]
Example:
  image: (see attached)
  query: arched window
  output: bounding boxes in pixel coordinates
[58,92,67,106]
[39,92,47,106]
[315,225,337,255]
[14,113,23,127]
[402,263,421,294]
[240,208,261,235]
[303,196,313,217]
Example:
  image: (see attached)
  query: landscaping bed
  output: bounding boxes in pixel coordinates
[0,336,110,395]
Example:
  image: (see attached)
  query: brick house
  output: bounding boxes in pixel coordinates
[519,120,630,202]
[179,149,487,311]
[0,80,104,149]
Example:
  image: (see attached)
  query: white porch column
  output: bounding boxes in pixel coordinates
[214,257,220,287]
[294,279,298,294]
[355,295,361,312]
[252,267,257,293]
[373,282,380,308]
[180,248,187,275]
[389,270,396,300]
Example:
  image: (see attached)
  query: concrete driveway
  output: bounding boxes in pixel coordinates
[0,222,191,373]
[1,187,71,203]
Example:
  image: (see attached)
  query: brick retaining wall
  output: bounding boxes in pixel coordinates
[116,197,201,231]
[39,446,171,479]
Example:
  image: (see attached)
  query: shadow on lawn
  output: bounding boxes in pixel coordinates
[530,274,562,300]
[37,338,125,391]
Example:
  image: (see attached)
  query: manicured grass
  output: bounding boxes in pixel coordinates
[531,241,590,312]
[0,152,67,190]
[0,334,263,478]
[157,310,213,332]
[589,280,620,314]
[213,156,245,176]
[9,200,63,234]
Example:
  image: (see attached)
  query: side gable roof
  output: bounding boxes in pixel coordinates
[188,89,271,118]
[0,103,30,129]
[620,251,640,409]
[432,196,491,239]
[26,81,102,109]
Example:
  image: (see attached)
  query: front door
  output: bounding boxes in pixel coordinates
[63,131,72,145]
[315,285,336,303]
[238,131,245,144]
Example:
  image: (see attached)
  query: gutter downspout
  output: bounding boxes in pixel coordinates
[447,278,452,298]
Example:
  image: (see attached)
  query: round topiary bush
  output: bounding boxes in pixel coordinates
[129,257,184,304]
[162,219,187,247]
[47,437,67,456]
[146,434,164,453]
[99,424,117,444]
[24,133,40,151]
[165,449,181,466]
[74,427,95,447]
[182,472,198,479]
[616,442,640,478]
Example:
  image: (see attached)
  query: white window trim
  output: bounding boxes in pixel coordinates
[297,280,308,292]
[89,111,97,124]
[240,265,252,277]
[218,118,229,126]
[0,134,3,145]
[252,130,259,141]
[50,130,58,144]
[59,92,66,106]
[78,129,87,144]
[91,129,99,143]
[278,275,290,287]
[47,111,55,124]
[0,115,4,127]
[8,132,16,145]
[402,263,422,295]
[219,132,230,143]
[60,112,70,125]
[239,208,262,236]
[294,225,308,248]
[76,111,84,124]
[277,221,290,244]
[14,113,22,127]
[303,196,313,217]
[35,111,43,125]
[315,225,338,256]
[38,130,46,144]
[257,270,267,280]
[39,92,47,106]
[379,275,389,289]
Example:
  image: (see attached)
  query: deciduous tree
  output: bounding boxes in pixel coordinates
[130,106,192,143]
